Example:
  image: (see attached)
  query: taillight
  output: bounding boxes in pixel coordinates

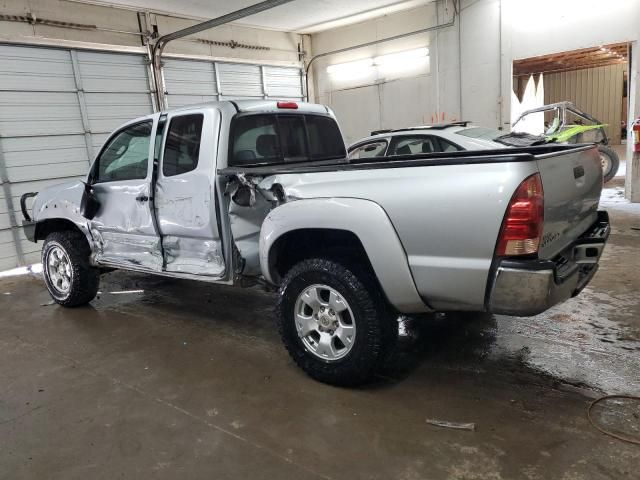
[496,173,544,256]
[277,101,298,109]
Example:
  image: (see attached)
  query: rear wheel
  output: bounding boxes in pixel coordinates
[598,145,619,183]
[276,258,394,386]
[42,230,99,307]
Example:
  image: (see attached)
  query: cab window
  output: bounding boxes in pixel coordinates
[94,121,152,183]
[348,141,388,159]
[437,138,464,152]
[162,114,204,177]
[388,136,439,156]
[230,114,346,166]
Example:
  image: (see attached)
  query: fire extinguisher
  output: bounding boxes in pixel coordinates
[633,118,640,153]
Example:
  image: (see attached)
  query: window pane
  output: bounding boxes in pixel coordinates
[306,116,346,160]
[278,116,307,162]
[389,136,437,156]
[349,141,387,159]
[231,115,280,165]
[438,138,463,152]
[96,121,151,182]
[230,114,345,166]
[154,117,167,163]
[456,127,502,141]
[162,114,204,177]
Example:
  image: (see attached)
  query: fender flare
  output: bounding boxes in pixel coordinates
[31,181,95,251]
[259,198,429,314]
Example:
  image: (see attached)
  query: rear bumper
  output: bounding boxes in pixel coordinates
[487,211,609,316]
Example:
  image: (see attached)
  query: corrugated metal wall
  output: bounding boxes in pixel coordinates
[163,58,303,108]
[0,44,154,270]
[0,44,304,271]
[543,63,624,144]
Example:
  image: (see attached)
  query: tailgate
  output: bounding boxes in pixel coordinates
[536,145,603,259]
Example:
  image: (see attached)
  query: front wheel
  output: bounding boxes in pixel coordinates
[276,258,394,386]
[42,230,100,307]
[598,145,620,183]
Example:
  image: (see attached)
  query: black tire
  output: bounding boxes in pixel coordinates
[42,230,100,307]
[598,145,619,183]
[276,258,394,386]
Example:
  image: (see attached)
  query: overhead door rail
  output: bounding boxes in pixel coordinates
[151,0,296,110]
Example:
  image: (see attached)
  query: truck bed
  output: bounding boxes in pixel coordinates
[221,143,602,312]
[219,144,593,176]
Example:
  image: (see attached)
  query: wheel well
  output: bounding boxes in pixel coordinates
[35,218,86,243]
[269,228,375,284]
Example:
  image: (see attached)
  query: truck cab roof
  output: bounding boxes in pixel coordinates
[161,99,331,116]
[118,100,335,132]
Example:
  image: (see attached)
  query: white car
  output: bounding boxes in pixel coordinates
[348,122,515,159]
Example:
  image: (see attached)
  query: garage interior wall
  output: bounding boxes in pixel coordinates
[311,0,640,200]
[0,0,305,270]
[309,0,500,145]
[543,64,625,145]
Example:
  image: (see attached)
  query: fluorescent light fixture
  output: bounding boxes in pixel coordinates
[326,58,374,76]
[373,47,429,66]
[325,47,429,80]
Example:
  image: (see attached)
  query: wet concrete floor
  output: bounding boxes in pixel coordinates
[1,182,639,479]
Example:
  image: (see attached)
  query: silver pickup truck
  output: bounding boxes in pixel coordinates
[21,100,610,385]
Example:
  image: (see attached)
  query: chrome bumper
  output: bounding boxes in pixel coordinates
[488,211,609,316]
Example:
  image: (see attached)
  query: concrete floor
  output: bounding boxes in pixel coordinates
[1,180,639,479]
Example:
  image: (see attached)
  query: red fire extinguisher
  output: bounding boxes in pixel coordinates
[633,118,640,153]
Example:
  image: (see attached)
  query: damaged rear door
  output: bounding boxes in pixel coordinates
[154,108,225,277]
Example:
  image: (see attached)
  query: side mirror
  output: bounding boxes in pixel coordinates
[80,182,101,220]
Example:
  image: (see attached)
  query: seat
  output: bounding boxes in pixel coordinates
[256,134,279,158]
[421,141,433,153]
[395,144,412,155]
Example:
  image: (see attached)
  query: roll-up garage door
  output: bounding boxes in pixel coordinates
[163,58,303,108]
[0,44,153,270]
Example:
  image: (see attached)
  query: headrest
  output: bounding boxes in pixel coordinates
[256,134,278,157]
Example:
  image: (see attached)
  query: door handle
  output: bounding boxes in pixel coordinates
[136,195,152,202]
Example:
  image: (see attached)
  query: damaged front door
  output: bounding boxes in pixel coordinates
[154,109,225,277]
[89,119,162,270]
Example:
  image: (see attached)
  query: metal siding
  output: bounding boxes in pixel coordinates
[0,44,153,269]
[263,66,303,99]
[0,45,76,92]
[217,62,263,98]
[163,58,218,108]
[162,59,303,106]
[543,63,624,144]
[78,51,153,138]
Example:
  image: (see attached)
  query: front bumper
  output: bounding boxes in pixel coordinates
[20,192,38,242]
[487,211,610,316]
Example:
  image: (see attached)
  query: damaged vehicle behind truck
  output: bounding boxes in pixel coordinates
[21,100,610,386]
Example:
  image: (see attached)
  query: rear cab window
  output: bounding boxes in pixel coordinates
[230,113,346,166]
